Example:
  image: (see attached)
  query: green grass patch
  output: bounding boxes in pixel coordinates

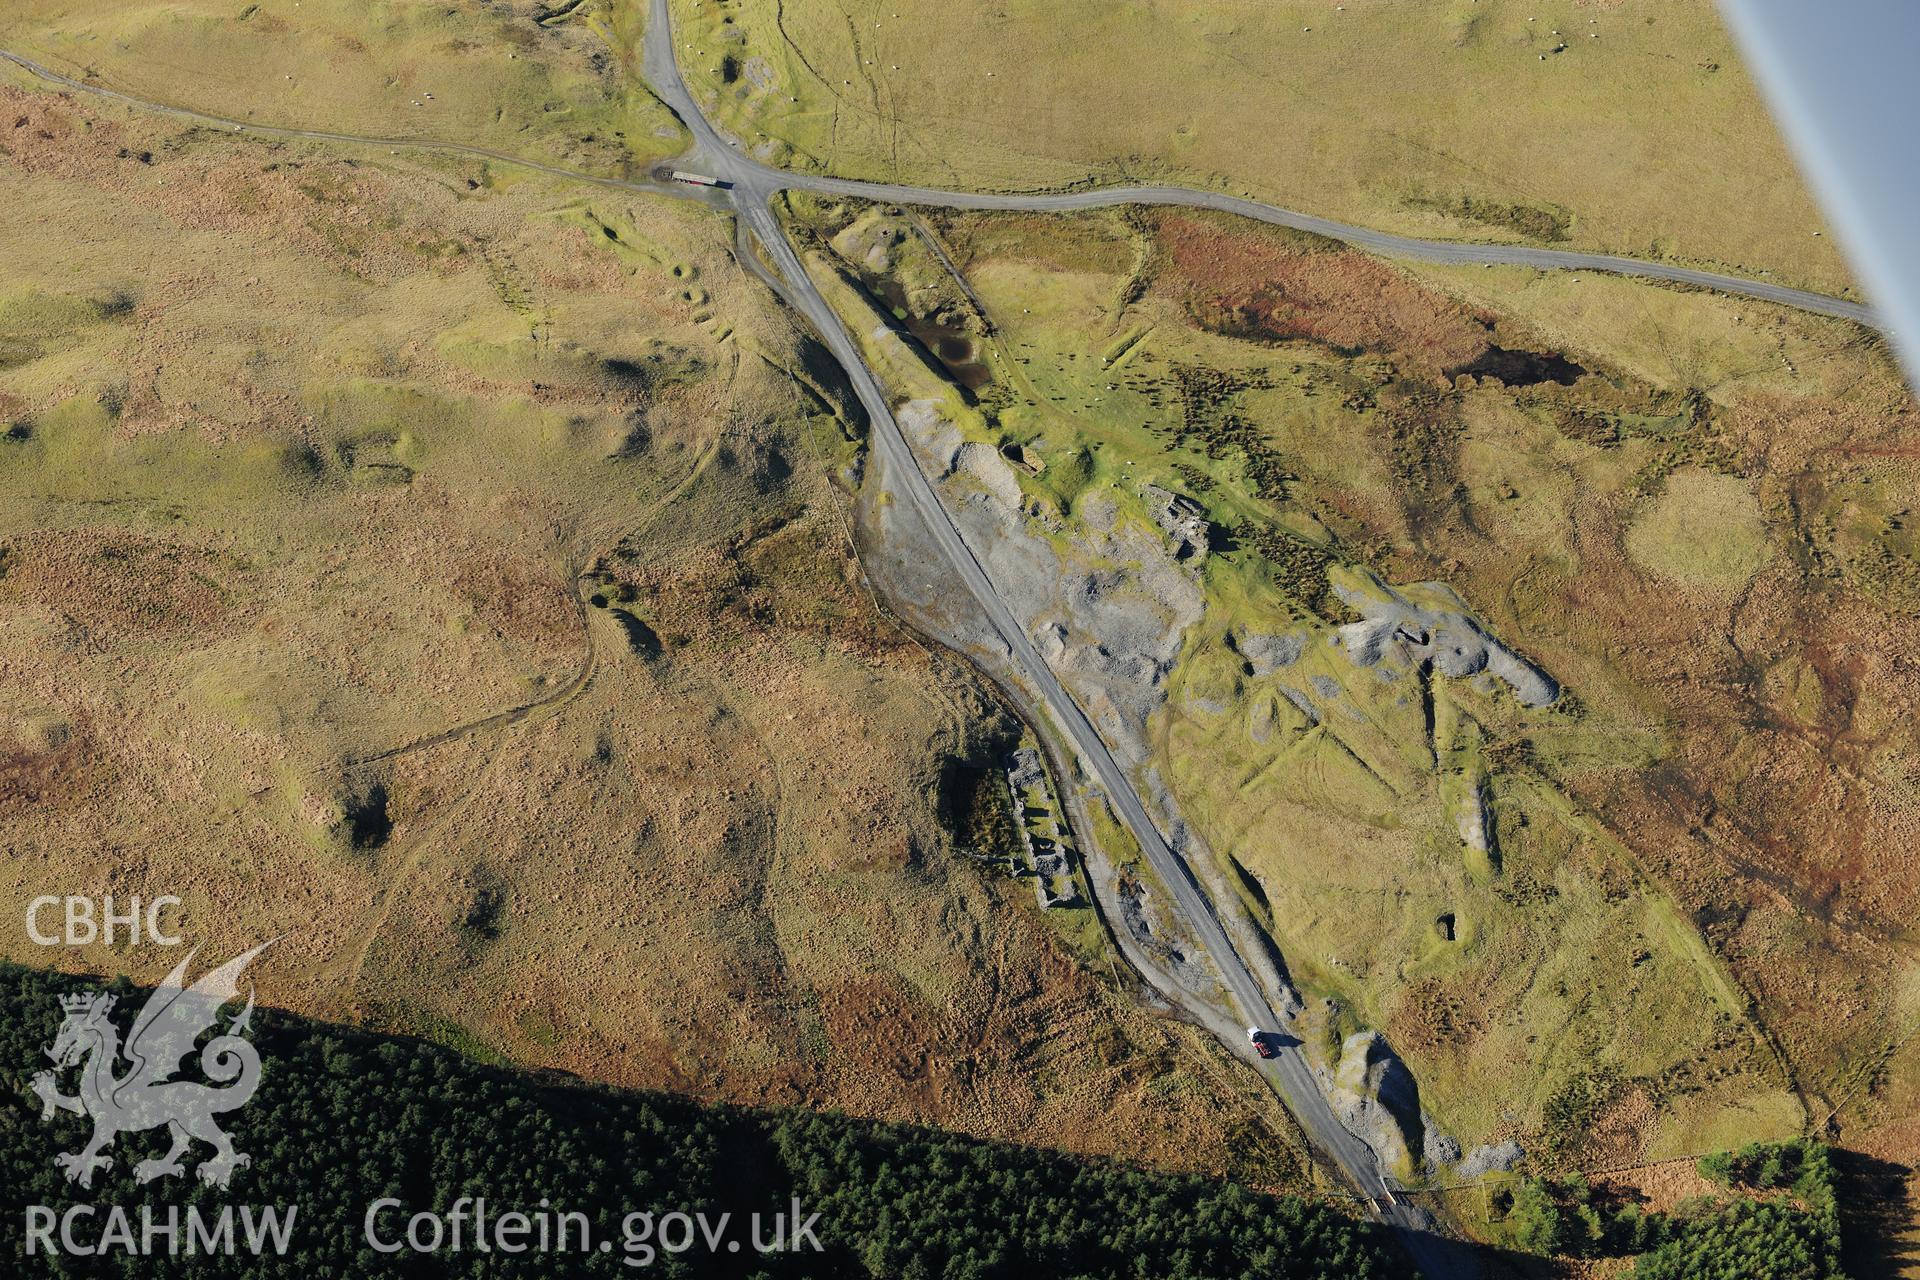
[1625,467,1772,590]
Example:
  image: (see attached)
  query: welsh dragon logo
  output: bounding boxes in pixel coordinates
[30,943,272,1190]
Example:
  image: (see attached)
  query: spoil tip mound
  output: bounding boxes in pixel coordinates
[1332,570,1559,708]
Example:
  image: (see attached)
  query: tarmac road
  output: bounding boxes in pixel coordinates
[636,3,1476,1274]
[636,2,1873,327]
[0,41,1877,327]
[794,176,1877,324]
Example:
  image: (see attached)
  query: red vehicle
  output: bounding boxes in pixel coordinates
[1248,1027,1278,1059]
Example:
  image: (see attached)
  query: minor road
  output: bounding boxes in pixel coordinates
[0,44,1880,329]
[817,179,1880,324]
[634,3,1473,1275]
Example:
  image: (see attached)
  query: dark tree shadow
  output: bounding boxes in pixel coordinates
[1833,1147,1916,1280]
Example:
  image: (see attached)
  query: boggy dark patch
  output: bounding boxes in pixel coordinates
[345,782,391,849]
[1447,344,1587,387]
